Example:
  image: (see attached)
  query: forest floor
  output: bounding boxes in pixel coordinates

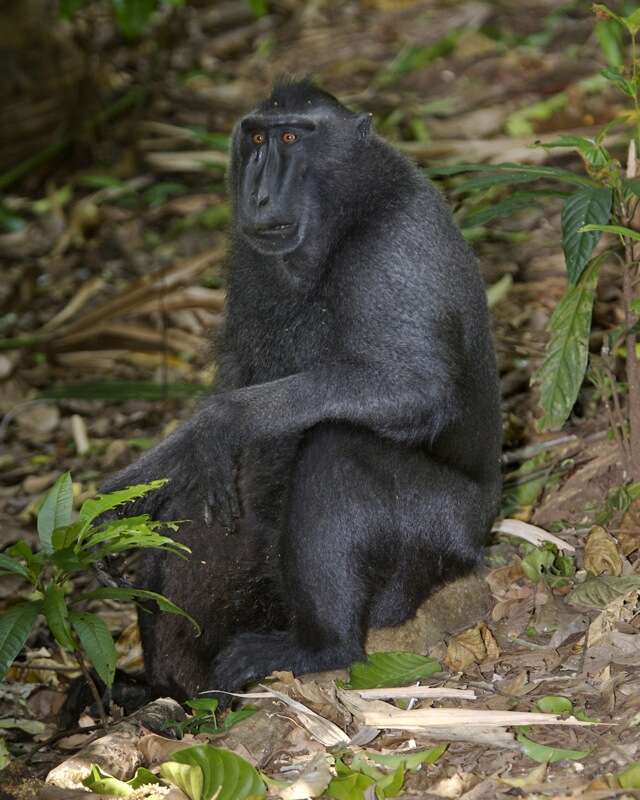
[1,1,640,798]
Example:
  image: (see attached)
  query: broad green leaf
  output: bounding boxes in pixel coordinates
[51,521,83,551]
[534,696,573,716]
[83,764,161,795]
[618,762,640,789]
[43,585,76,651]
[69,611,116,687]
[0,554,30,581]
[579,222,640,241]
[79,480,167,525]
[567,576,640,609]
[521,547,555,583]
[162,762,204,800]
[516,731,589,763]
[327,771,375,800]
[160,744,266,800]
[562,188,612,283]
[74,587,199,634]
[186,698,219,717]
[364,743,448,771]
[535,255,604,430]
[37,472,73,553]
[347,652,441,690]
[426,162,599,188]
[0,602,42,680]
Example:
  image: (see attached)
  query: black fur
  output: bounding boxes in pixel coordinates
[86,81,502,702]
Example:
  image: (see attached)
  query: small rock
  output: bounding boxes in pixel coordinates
[14,403,60,436]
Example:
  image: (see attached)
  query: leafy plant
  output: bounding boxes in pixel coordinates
[163,697,257,738]
[0,472,196,720]
[520,542,576,588]
[429,4,640,481]
[60,0,185,38]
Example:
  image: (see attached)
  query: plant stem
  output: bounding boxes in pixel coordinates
[75,650,108,730]
[623,140,640,480]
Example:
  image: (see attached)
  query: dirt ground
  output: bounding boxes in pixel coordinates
[2,1,640,798]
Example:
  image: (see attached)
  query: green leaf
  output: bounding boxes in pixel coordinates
[625,8,640,35]
[537,135,609,167]
[601,66,635,96]
[463,191,552,228]
[426,162,599,188]
[566,576,640,609]
[74,587,199,634]
[0,554,31,582]
[327,771,375,800]
[535,255,604,430]
[79,481,167,526]
[579,222,640,241]
[562,188,612,283]
[534,696,573,716]
[0,602,42,680]
[37,472,73,553]
[43,585,76,651]
[516,731,589,764]
[347,652,441,690]
[160,744,265,800]
[521,547,555,583]
[8,542,44,581]
[69,611,116,687]
[0,737,10,771]
[186,698,219,717]
[218,705,257,733]
[617,762,640,789]
[365,743,448,771]
[113,0,157,38]
[247,0,268,17]
[595,20,624,67]
[59,0,86,18]
[83,764,161,795]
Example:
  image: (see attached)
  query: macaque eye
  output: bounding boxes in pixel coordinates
[252,132,266,145]
[282,132,297,144]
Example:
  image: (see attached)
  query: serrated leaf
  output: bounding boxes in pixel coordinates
[79,481,167,526]
[0,602,42,680]
[43,585,76,651]
[160,744,265,800]
[37,472,73,553]
[69,611,116,687]
[535,255,604,430]
[516,731,589,763]
[426,162,599,188]
[74,587,200,634]
[0,554,31,581]
[562,188,611,283]
[347,652,442,690]
[463,192,547,227]
[566,576,640,609]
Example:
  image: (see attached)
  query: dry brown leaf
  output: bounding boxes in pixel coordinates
[584,526,623,576]
[445,624,499,671]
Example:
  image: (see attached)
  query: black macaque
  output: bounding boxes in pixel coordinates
[94,80,502,705]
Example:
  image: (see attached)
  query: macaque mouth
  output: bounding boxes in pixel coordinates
[246,222,298,238]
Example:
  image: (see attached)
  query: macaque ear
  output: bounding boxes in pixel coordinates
[356,112,373,141]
